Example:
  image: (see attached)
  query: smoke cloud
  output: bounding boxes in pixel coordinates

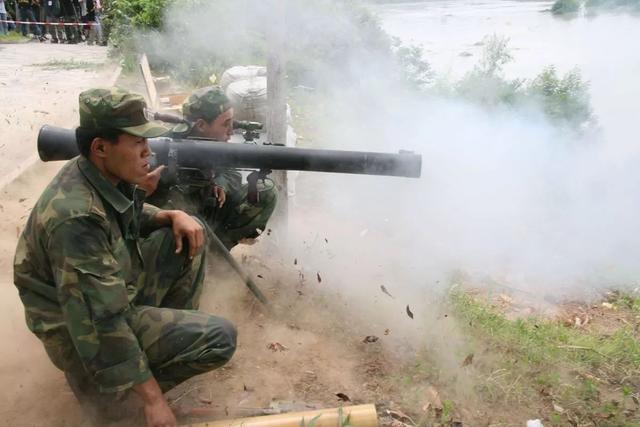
[139,0,640,301]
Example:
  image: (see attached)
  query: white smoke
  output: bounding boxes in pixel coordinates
[139,0,640,301]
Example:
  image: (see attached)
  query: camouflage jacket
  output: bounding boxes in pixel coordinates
[14,156,162,392]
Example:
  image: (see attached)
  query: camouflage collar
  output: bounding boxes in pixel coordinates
[77,156,134,214]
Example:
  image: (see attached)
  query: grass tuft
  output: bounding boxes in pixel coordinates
[30,59,105,70]
[0,31,30,43]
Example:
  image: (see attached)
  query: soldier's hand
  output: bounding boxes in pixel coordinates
[213,185,226,208]
[133,377,177,427]
[140,165,166,196]
[170,211,205,259]
[143,398,177,427]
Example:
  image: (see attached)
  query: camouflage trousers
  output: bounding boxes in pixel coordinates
[42,227,237,413]
[203,180,278,250]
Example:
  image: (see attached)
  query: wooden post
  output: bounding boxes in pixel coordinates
[266,0,289,225]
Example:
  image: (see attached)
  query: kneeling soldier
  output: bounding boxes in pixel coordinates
[145,86,278,250]
[14,87,237,426]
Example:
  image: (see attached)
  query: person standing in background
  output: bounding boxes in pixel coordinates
[43,0,62,43]
[30,0,43,37]
[0,0,8,36]
[82,0,97,44]
[93,0,103,45]
[59,0,79,43]
[17,0,43,39]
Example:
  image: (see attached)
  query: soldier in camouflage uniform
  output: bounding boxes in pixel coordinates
[14,87,236,427]
[145,86,278,250]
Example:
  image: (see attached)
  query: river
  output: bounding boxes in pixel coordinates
[370,0,640,151]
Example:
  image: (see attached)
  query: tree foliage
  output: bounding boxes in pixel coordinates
[102,1,595,131]
[434,35,594,130]
[526,66,592,128]
[551,0,581,15]
[551,0,640,15]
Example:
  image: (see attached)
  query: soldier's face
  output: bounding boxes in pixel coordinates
[197,108,234,142]
[102,133,152,185]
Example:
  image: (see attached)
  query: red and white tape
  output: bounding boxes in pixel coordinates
[0,19,100,27]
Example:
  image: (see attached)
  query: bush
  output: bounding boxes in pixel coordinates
[526,66,592,128]
[453,35,524,107]
[391,37,435,90]
[585,0,640,12]
[551,0,581,14]
[432,35,594,130]
[102,0,172,70]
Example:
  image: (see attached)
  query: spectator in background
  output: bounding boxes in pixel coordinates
[59,0,79,43]
[31,0,43,37]
[81,0,96,44]
[0,0,8,36]
[93,0,104,45]
[17,0,43,39]
[76,0,85,40]
[44,0,62,43]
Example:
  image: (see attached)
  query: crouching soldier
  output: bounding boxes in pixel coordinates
[145,86,278,250]
[14,87,236,426]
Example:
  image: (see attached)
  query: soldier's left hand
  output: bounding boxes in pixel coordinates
[170,211,205,258]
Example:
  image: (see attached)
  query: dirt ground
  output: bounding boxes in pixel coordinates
[0,42,117,188]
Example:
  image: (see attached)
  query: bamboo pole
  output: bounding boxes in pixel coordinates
[183,404,379,427]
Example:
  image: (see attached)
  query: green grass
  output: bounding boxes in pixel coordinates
[30,59,105,71]
[608,291,640,313]
[447,290,640,426]
[0,31,30,43]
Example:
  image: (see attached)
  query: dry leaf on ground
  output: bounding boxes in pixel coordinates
[335,392,351,402]
[380,285,395,299]
[387,409,415,425]
[462,353,474,367]
[406,305,414,319]
[266,342,288,352]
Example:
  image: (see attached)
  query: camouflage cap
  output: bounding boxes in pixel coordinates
[78,87,170,138]
[182,86,232,122]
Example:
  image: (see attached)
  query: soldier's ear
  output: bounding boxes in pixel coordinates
[194,118,208,132]
[90,138,109,158]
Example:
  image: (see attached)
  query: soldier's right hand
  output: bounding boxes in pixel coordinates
[143,398,177,427]
[139,165,166,196]
[170,211,205,258]
[213,185,226,207]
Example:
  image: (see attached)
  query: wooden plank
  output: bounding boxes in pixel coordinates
[266,0,289,224]
[139,53,158,110]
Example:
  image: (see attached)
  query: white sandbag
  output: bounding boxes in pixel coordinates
[226,77,268,123]
[219,66,267,90]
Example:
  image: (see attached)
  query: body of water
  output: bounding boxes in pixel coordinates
[371,0,640,149]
